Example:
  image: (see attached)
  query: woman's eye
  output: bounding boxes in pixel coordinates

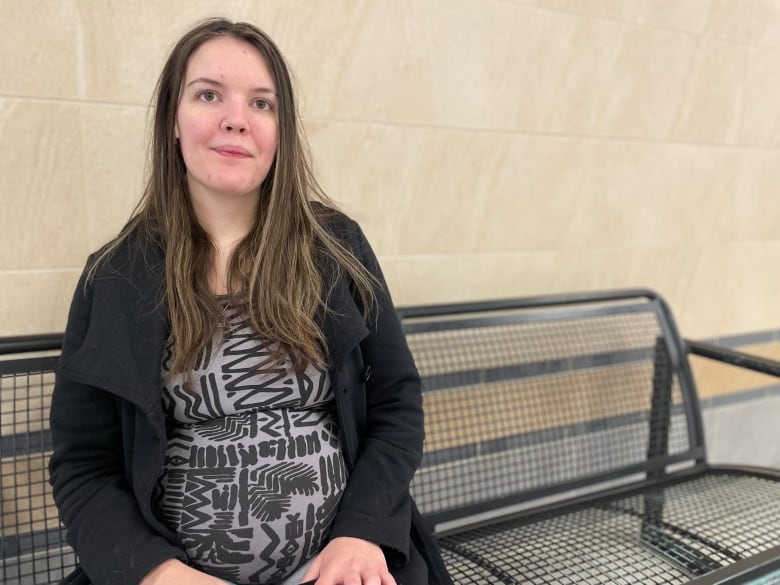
[197,90,218,102]
[253,99,273,110]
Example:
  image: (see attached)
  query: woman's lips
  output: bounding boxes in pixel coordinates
[213,146,251,158]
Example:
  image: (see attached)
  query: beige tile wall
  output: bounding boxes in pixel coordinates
[2,1,779,339]
[691,341,780,398]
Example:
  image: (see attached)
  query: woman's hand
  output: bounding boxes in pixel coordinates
[139,559,227,585]
[301,537,396,585]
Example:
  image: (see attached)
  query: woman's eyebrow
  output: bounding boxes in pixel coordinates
[186,77,276,94]
[186,77,223,88]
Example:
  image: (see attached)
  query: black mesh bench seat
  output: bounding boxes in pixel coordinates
[399,289,780,585]
[437,471,780,584]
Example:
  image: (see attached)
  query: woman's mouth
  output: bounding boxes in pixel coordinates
[213,146,251,158]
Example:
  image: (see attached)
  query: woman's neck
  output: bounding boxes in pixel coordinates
[188,189,260,294]
[192,193,257,242]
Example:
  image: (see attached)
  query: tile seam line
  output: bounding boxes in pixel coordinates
[492,0,772,51]
[306,116,780,152]
[0,94,150,109]
[376,241,780,261]
[3,95,780,152]
[1,269,82,275]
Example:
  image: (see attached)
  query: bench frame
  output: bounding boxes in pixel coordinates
[3,289,780,584]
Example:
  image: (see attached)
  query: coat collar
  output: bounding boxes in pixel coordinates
[59,238,169,409]
[60,237,368,405]
[320,278,369,369]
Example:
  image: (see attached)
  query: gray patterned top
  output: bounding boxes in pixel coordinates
[155,301,347,584]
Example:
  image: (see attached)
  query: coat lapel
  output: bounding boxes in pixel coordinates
[60,240,168,409]
[319,276,369,369]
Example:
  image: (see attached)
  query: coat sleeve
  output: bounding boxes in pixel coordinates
[48,260,187,585]
[327,220,425,564]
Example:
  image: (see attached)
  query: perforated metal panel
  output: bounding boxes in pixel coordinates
[1,357,76,584]
[404,295,701,525]
[438,473,780,584]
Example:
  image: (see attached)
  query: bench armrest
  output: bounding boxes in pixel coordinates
[685,339,780,378]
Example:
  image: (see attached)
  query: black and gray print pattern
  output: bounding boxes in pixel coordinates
[156,302,347,584]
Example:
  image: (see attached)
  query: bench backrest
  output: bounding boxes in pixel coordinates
[0,289,706,581]
[0,340,74,584]
[400,289,706,528]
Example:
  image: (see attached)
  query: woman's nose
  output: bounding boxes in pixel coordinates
[221,103,249,134]
[221,117,248,134]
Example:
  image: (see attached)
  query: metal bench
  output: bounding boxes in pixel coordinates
[2,289,780,584]
[400,289,780,584]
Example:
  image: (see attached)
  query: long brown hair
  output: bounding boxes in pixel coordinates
[91,18,376,372]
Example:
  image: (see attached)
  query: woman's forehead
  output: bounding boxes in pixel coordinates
[184,36,275,89]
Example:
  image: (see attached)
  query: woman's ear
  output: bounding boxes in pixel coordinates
[174,122,180,139]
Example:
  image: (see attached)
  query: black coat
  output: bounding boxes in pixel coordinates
[49,211,452,585]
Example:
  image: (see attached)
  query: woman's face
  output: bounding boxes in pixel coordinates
[175,36,279,204]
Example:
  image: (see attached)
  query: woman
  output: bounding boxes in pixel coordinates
[49,18,452,585]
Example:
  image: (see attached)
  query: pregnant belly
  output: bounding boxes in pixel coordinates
[156,408,347,584]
